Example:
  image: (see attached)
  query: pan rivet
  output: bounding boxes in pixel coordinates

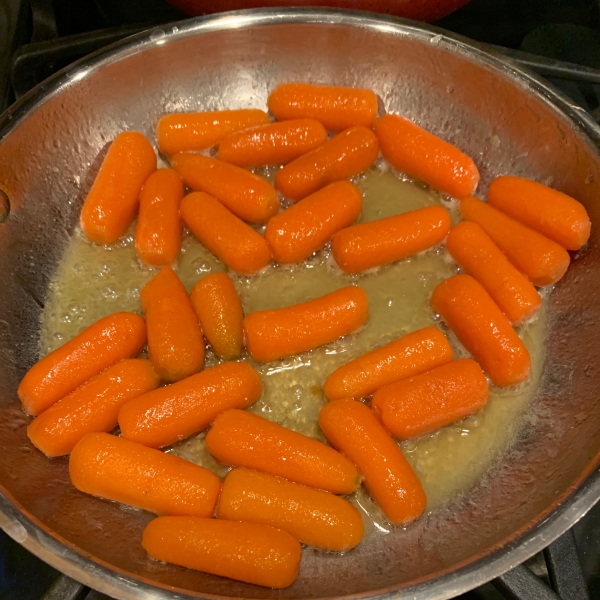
[0,190,10,223]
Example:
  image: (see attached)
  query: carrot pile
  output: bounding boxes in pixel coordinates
[21,81,591,589]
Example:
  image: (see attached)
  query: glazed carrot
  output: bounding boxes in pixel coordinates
[460,196,570,286]
[318,399,426,523]
[430,274,531,387]
[323,326,453,400]
[180,192,271,274]
[27,359,159,457]
[265,181,363,264]
[171,153,278,224]
[217,468,364,551]
[142,517,301,588]
[372,359,489,439]
[119,362,262,448]
[331,205,451,273]
[18,312,146,416]
[205,409,360,494]
[156,109,270,155]
[217,119,327,168]
[134,169,184,266]
[268,83,379,132]
[190,273,244,360]
[140,267,204,382]
[80,131,156,244]
[70,433,220,517]
[243,286,368,362]
[446,221,542,325]
[488,175,591,250]
[274,126,379,202]
[375,113,479,199]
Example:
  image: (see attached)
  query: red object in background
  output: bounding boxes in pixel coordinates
[167,0,473,23]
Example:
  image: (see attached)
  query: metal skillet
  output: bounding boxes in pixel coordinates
[1,8,600,600]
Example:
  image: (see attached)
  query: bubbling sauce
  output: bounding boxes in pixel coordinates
[40,166,547,535]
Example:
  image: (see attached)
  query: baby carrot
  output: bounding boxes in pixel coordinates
[217,119,327,168]
[372,359,489,439]
[156,109,270,155]
[134,168,183,267]
[323,326,453,400]
[180,192,271,274]
[140,267,204,382]
[319,399,426,524]
[265,181,363,264]
[205,409,360,495]
[142,517,301,588]
[375,114,479,199]
[243,286,368,362]
[217,468,364,551]
[460,196,570,286]
[274,126,379,202]
[171,153,278,224]
[27,359,159,457]
[446,221,542,325]
[80,131,156,244]
[268,83,379,132]
[430,274,531,387]
[70,433,220,517]
[18,312,146,416]
[119,362,262,448]
[190,273,244,360]
[331,205,451,274]
[488,175,591,250]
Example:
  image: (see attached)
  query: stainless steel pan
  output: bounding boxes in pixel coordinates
[1,9,600,600]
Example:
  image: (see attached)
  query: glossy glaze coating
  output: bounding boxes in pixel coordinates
[80,131,156,244]
[17,312,146,416]
[319,399,427,523]
[265,180,362,264]
[372,358,489,439]
[118,362,262,448]
[331,205,451,273]
[70,433,221,516]
[275,126,379,201]
[206,409,361,494]
[243,285,368,361]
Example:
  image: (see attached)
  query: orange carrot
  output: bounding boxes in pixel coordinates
[171,153,278,224]
[70,433,220,517]
[190,273,244,360]
[27,359,159,457]
[375,113,479,198]
[430,274,531,387]
[446,221,542,325]
[140,267,204,382]
[268,83,379,132]
[265,181,363,264]
[318,399,426,523]
[18,312,146,416]
[134,168,183,267]
[372,358,489,439]
[488,175,591,251]
[180,192,271,274]
[324,326,453,400]
[331,205,451,273]
[119,362,262,448]
[156,109,270,155]
[80,131,156,244]
[217,118,327,168]
[460,196,570,286]
[217,468,364,551]
[205,409,360,495]
[243,286,368,362]
[274,126,379,202]
[142,517,301,588]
